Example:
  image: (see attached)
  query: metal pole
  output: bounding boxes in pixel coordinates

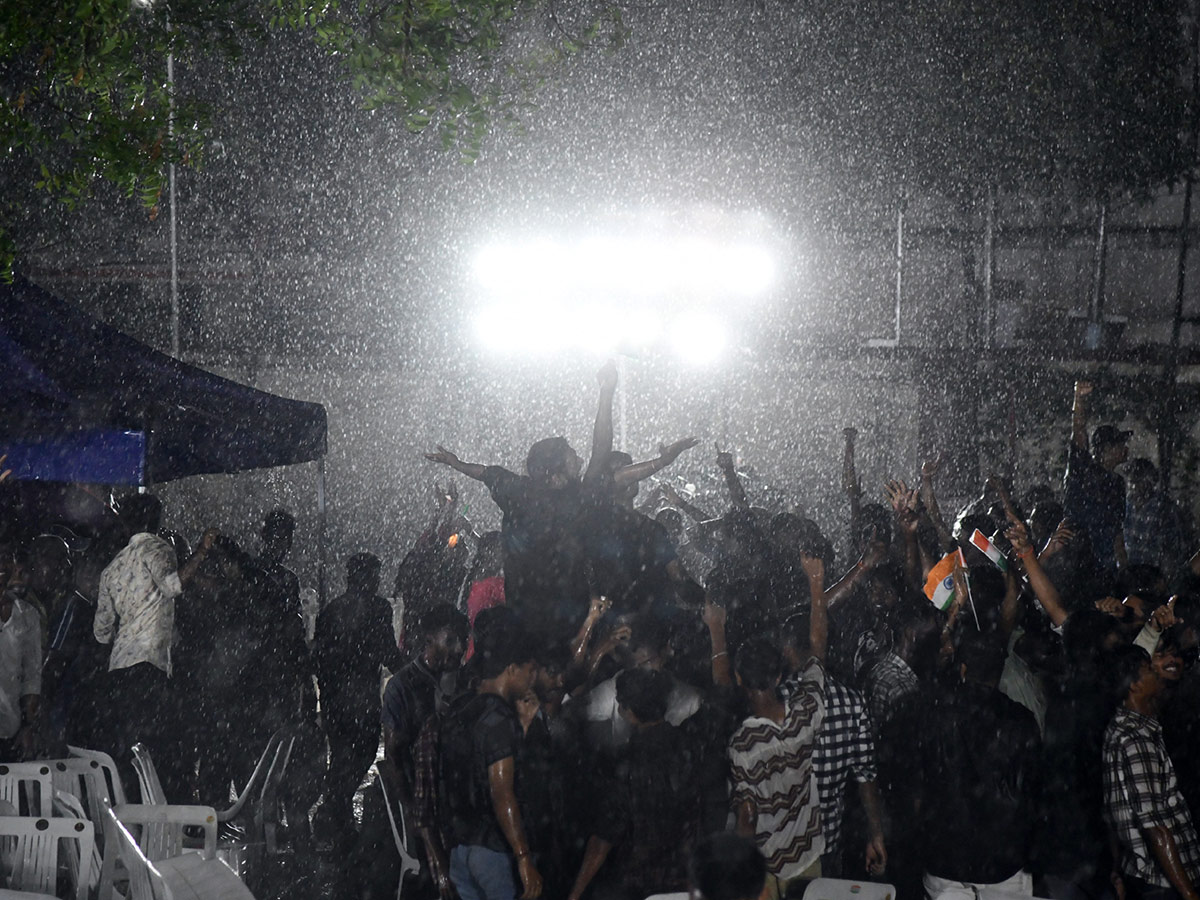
[616,356,628,449]
[894,193,905,344]
[1160,7,1200,489]
[1089,201,1109,326]
[317,456,328,607]
[167,22,180,358]
[983,184,997,348]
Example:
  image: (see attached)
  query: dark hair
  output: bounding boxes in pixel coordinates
[607,450,634,471]
[262,508,295,539]
[616,668,671,724]
[859,503,893,546]
[629,614,672,655]
[119,494,162,534]
[1111,645,1151,701]
[347,552,381,588]
[526,437,575,481]
[474,624,538,679]
[419,604,469,645]
[1062,608,1122,673]
[955,630,1008,684]
[687,832,767,900]
[779,612,811,655]
[735,637,783,691]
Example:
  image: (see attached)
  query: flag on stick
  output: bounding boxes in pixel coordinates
[969,529,1008,573]
[924,552,957,611]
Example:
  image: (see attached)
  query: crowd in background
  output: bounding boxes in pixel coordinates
[2,366,1199,900]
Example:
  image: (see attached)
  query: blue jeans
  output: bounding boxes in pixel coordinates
[450,845,518,900]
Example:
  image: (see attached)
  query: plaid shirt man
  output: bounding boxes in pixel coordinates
[1103,707,1200,889]
[783,669,877,858]
[865,651,919,736]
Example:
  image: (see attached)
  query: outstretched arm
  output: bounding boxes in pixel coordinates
[425,447,487,482]
[716,446,749,510]
[613,437,699,486]
[660,483,713,524]
[583,361,619,485]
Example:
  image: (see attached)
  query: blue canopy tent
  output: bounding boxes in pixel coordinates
[0,277,329,592]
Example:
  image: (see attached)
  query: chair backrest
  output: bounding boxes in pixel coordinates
[115,803,218,863]
[103,803,165,900]
[218,731,285,823]
[68,745,128,806]
[54,789,104,895]
[130,744,167,806]
[377,765,421,888]
[0,762,53,817]
[801,879,897,900]
[0,813,95,900]
[257,731,298,855]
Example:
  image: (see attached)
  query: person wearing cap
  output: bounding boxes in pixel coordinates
[1064,381,1130,575]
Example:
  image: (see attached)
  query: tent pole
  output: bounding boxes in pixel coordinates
[166,16,180,358]
[317,456,327,607]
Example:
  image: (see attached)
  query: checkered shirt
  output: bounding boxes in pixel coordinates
[783,671,877,857]
[865,652,919,735]
[1103,707,1200,888]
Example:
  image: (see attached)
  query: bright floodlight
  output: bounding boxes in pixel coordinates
[669,311,727,366]
[472,236,776,301]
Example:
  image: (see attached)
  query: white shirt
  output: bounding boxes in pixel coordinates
[582,670,702,748]
[0,597,43,739]
[95,533,184,676]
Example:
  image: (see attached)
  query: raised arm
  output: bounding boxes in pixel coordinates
[425,446,487,482]
[885,479,930,592]
[703,595,732,686]
[716,445,749,511]
[1072,380,1092,453]
[823,537,888,611]
[613,436,699,486]
[1006,517,1068,628]
[918,454,955,550]
[843,427,864,548]
[802,552,828,664]
[583,361,619,485]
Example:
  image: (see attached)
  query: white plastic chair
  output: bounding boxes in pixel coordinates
[67,747,128,806]
[114,804,218,862]
[801,878,897,900]
[0,764,53,818]
[52,791,103,897]
[377,765,422,900]
[129,746,166,807]
[104,803,254,900]
[0,814,95,900]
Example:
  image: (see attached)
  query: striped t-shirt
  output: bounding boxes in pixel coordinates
[729,657,825,878]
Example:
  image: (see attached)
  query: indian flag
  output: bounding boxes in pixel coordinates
[924,552,957,611]
[969,529,1008,573]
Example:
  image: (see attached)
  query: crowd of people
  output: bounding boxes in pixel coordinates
[2,366,1200,900]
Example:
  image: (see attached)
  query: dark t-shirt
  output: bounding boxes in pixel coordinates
[439,691,522,853]
[482,468,679,634]
[315,590,400,718]
[482,467,592,638]
[1038,673,1116,875]
[1063,443,1126,570]
[918,682,1041,884]
[594,721,698,895]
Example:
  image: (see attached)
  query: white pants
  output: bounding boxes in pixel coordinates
[924,869,1033,900]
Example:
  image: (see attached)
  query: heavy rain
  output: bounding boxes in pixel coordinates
[2,1,1200,899]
